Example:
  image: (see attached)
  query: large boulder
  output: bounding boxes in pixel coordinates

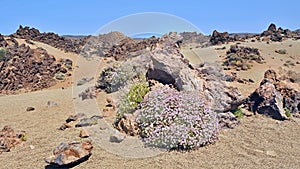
[198,64,244,112]
[147,51,203,92]
[247,79,287,120]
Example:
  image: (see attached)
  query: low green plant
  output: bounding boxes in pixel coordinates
[284,108,292,117]
[233,108,244,119]
[117,78,150,119]
[246,63,252,69]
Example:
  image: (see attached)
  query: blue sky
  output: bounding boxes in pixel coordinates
[1,0,300,35]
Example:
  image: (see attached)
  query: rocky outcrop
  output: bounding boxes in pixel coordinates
[261,23,299,42]
[11,25,86,53]
[45,141,93,167]
[80,31,127,58]
[247,69,300,119]
[105,36,159,61]
[0,37,72,93]
[210,30,234,45]
[222,45,264,71]
[179,32,209,44]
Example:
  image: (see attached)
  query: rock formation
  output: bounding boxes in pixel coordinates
[0,36,72,93]
[11,25,87,53]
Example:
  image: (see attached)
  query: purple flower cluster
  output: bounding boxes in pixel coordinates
[136,86,219,150]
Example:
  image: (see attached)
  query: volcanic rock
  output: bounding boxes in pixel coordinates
[0,126,26,154]
[247,79,287,120]
[0,37,71,93]
[11,25,86,53]
[75,116,102,127]
[45,141,93,167]
[26,106,35,111]
[109,131,125,143]
[79,128,90,138]
[210,30,233,45]
[222,45,264,70]
[147,51,202,91]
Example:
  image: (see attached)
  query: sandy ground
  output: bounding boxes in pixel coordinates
[0,38,300,168]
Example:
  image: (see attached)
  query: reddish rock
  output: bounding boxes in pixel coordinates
[45,141,93,167]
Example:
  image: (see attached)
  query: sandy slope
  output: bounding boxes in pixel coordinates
[0,39,300,168]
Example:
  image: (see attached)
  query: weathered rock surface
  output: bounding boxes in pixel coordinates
[79,128,90,138]
[247,79,287,120]
[75,116,102,127]
[45,141,93,167]
[198,64,244,113]
[147,51,202,91]
[109,131,125,143]
[0,126,26,154]
[80,31,127,58]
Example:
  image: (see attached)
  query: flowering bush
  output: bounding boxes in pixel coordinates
[136,86,219,150]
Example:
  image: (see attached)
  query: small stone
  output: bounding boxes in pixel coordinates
[29,145,35,150]
[47,101,58,107]
[58,123,71,131]
[266,150,277,157]
[79,128,89,138]
[55,73,65,80]
[102,107,115,117]
[109,131,125,143]
[26,107,35,111]
[66,113,86,123]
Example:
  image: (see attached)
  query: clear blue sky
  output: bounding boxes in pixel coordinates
[1,0,300,35]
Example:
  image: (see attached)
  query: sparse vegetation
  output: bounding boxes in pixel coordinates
[233,108,244,119]
[0,48,6,61]
[284,108,292,117]
[97,63,145,93]
[117,79,150,119]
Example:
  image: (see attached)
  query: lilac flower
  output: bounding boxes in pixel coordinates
[136,86,219,150]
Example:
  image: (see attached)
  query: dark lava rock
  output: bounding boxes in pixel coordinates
[210,30,232,45]
[26,106,35,111]
[247,79,287,120]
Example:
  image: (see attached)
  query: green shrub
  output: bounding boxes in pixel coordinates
[0,48,6,61]
[233,108,244,119]
[284,108,291,117]
[246,63,252,69]
[97,63,145,93]
[117,79,150,119]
